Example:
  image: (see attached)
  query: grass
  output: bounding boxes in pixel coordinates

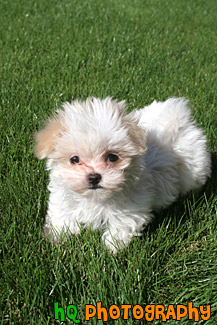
[0,0,216,323]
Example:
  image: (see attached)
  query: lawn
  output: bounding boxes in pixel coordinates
[0,0,216,323]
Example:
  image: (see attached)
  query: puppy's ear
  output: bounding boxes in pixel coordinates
[34,116,63,159]
[124,112,147,155]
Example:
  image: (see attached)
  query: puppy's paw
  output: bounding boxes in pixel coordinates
[103,235,119,254]
[102,231,127,254]
[42,223,81,244]
[42,224,61,245]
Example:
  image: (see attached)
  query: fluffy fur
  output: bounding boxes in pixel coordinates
[35,97,211,253]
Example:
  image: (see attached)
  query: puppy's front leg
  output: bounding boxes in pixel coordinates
[102,228,132,253]
[101,222,142,253]
[43,215,81,244]
[101,210,153,253]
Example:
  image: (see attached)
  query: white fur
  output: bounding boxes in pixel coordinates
[35,97,211,253]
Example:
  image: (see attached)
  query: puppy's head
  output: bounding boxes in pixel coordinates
[35,97,146,200]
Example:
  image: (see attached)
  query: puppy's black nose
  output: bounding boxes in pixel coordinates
[88,173,102,185]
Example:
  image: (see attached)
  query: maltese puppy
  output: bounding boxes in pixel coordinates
[35,97,211,252]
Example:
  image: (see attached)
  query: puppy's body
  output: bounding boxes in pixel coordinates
[35,97,210,252]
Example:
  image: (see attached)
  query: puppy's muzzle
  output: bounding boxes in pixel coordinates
[88,173,102,187]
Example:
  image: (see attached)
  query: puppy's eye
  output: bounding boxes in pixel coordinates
[106,153,119,162]
[70,156,80,164]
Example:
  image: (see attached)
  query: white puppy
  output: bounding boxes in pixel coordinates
[35,97,211,252]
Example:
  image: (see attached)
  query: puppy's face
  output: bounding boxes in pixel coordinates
[35,97,146,200]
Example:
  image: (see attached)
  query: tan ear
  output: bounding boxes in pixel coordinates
[34,117,63,159]
[124,112,147,155]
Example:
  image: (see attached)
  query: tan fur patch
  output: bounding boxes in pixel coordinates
[124,113,147,155]
[34,118,63,159]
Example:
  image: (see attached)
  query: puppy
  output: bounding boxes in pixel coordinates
[35,97,211,252]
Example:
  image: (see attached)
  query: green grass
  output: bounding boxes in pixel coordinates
[0,0,216,323]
